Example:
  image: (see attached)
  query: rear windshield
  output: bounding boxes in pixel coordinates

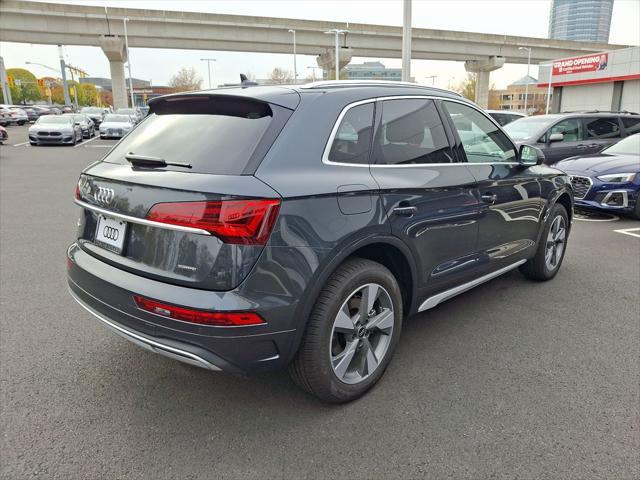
[103,96,283,175]
[81,107,103,114]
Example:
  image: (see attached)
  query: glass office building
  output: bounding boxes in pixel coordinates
[548,0,614,43]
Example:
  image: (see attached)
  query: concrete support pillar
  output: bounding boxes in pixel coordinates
[316,47,353,80]
[99,35,128,109]
[464,56,505,109]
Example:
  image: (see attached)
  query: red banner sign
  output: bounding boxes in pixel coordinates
[552,53,608,76]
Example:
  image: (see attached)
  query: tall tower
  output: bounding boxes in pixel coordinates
[548,0,614,43]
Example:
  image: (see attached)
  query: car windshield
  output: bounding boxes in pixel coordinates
[603,134,640,156]
[116,109,135,114]
[503,116,555,141]
[103,114,131,123]
[37,116,72,124]
[81,107,103,114]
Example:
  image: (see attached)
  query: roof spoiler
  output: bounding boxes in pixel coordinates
[240,74,258,88]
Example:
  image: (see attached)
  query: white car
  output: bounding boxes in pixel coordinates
[28,115,83,145]
[115,107,142,123]
[7,106,28,125]
[99,114,134,139]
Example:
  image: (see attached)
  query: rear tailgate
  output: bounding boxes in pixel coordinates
[74,92,295,291]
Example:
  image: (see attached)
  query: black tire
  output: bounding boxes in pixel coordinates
[520,203,569,281]
[631,199,640,220]
[289,258,403,403]
[18,121,25,126]
[30,142,37,146]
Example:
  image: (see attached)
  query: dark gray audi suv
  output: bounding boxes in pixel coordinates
[67,81,573,403]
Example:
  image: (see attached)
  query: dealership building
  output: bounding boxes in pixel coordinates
[538,46,639,113]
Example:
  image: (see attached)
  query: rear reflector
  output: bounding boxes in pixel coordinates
[146,199,280,245]
[133,295,265,326]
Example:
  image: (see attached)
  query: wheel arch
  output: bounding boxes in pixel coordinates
[285,235,418,363]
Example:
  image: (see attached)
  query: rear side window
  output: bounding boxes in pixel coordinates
[621,116,640,135]
[375,99,453,165]
[103,96,286,175]
[328,103,374,164]
[584,117,621,139]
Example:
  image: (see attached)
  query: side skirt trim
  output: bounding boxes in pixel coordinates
[418,260,526,312]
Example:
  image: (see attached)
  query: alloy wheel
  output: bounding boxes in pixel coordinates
[330,283,394,385]
[545,215,566,271]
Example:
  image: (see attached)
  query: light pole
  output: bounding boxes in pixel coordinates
[57,45,72,106]
[200,58,216,89]
[519,46,532,114]
[402,0,412,82]
[425,75,437,86]
[288,29,297,81]
[545,63,553,114]
[324,29,348,80]
[123,18,135,107]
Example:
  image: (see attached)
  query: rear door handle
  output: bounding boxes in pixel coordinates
[481,193,497,204]
[393,206,418,217]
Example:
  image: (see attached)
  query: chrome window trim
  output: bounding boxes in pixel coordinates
[74,199,212,236]
[321,95,521,168]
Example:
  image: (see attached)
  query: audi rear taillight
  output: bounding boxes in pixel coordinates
[133,295,265,326]
[146,199,280,245]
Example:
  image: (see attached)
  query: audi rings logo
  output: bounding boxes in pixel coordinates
[102,226,119,241]
[94,187,115,207]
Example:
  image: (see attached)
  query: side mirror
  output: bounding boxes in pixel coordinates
[549,132,564,143]
[519,144,545,166]
[74,122,81,126]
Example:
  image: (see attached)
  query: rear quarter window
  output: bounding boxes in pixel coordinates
[102,96,290,175]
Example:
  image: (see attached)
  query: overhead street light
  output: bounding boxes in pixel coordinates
[519,46,532,114]
[425,75,437,86]
[288,29,297,81]
[324,29,348,81]
[200,58,216,89]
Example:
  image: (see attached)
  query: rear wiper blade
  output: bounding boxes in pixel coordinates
[125,152,192,169]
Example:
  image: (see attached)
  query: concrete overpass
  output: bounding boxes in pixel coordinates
[0,0,628,108]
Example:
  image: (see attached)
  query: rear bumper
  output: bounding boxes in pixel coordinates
[69,286,222,371]
[67,242,299,374]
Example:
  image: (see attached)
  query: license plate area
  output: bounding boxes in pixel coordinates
[94,215,127,254]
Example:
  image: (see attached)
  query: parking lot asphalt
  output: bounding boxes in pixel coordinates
[1,124,639,479]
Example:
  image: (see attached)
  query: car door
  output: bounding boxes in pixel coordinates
[368,97,481,296]
[441,100,543,273]
[539,117,587,163]
[583,116,623,152]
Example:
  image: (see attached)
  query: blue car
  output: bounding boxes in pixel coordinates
[556,134,640,219]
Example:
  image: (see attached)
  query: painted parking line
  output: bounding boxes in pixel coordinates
[12,141,29,147]
[74,135,100,148]
[613,227,640,238]
[85,144,112,148]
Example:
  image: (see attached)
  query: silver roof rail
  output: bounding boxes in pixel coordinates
[300,80,462,96]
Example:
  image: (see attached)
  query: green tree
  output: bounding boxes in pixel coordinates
[77,83,98,106]
[6,68,42,104]
[455,73,476,101]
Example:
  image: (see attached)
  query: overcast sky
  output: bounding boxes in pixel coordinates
[1,0,639,90]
